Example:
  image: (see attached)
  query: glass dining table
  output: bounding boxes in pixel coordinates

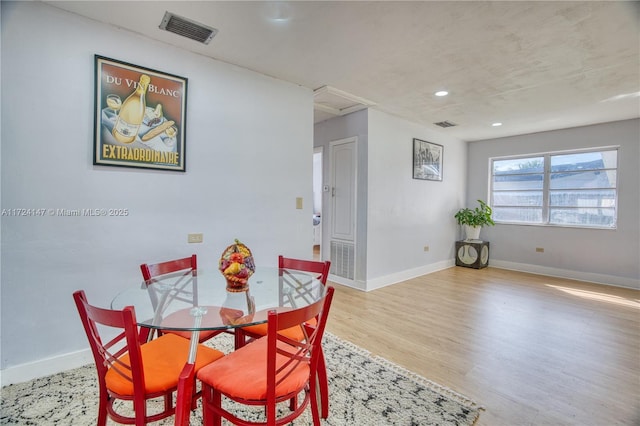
[111,266,326,426]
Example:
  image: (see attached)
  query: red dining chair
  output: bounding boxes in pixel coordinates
[197,286,335,426]
[140,254,225,343]
[234,255,332,419]
[73,290,224,426]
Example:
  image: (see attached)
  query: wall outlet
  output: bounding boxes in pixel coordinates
[535,247,544,253]
[423,245,430,252]
[188,233,203,243]
[296,197,303,209]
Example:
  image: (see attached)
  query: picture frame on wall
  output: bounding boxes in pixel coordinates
[412,138,443,181]
[93,55,188,172]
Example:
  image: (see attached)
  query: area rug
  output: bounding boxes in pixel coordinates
[1,333,481,425]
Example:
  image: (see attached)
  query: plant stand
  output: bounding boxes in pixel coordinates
[455,240,490,269]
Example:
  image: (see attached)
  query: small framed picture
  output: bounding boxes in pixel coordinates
[413,138,443,181]
[93,55,188,172]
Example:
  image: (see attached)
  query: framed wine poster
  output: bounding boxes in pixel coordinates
[93,55,188,172]
[412,138,443,181]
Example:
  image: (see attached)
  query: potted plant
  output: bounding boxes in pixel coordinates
[454,199,495,241]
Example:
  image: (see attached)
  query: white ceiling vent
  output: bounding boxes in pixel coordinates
[159,12,218,45]
[434,121,457,128]
[314,86,376,122]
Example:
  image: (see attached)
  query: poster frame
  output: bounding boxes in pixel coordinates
[93,55,188,172]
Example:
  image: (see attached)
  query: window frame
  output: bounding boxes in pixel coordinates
[489,146,619,229]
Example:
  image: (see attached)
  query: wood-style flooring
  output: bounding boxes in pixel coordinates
[324,267,640,426]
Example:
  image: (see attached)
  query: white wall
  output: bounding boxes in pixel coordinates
[1,1,314,380]
[314,109,467,291]
[313,150,322,214]
[467,119,640,288]
[366,109,467,289]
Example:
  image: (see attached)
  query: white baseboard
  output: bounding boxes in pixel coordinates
[327,274,366,291]
[330,259,638,292]
[490,260,640,290]
[1,348,93,387]
[365,260,454,291]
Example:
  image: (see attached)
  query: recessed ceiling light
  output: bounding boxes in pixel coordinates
[492,122,503,127]
[434,91,449,97]
[266,2,292,23]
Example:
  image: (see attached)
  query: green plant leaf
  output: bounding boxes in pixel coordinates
[454,200,495,226]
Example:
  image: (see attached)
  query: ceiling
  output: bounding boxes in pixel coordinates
[47,1,639,141]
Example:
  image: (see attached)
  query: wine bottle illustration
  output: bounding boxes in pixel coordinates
[112,74,150,144]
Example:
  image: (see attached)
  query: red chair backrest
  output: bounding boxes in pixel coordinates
[140,254,197,284]
[279,255,331,284]
[73,290,145,394]
[139,255,200,330]
[265,286,335,408]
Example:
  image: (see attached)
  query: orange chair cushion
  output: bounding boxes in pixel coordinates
[197,337,310,400]
[105,333,224,396]
[242,318,317,342]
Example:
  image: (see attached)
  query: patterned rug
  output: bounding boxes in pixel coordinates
[1,333,481,425]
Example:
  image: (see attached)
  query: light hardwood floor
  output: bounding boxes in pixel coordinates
[324,267,640,426]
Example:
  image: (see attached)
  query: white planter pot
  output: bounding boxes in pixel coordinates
[463,225,482,241]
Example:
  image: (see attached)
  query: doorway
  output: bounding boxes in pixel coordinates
[312,147,323,260]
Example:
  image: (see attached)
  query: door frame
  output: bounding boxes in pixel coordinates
[313,146,323,258]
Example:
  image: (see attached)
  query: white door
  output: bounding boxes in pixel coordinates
[330,137,357,242]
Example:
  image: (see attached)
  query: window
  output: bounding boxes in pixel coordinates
[490,148,618,228]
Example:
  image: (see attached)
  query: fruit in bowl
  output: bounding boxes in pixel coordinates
[219,239,255,291]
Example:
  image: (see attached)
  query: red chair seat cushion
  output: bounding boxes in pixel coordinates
[242,318,317,342]
[197,337,309,400]
[105,333,224,395]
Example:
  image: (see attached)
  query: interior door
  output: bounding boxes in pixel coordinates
[330,137,357,242]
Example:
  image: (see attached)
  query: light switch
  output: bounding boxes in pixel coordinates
[296,197,303,209]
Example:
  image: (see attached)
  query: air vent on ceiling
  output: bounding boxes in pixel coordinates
[159,12,218,45]
[434,120,457,128]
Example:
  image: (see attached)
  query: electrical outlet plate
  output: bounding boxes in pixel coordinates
[188,233,203,243]
[423,246,430,252]
[536,247,544,253]
[296,197,303,209]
